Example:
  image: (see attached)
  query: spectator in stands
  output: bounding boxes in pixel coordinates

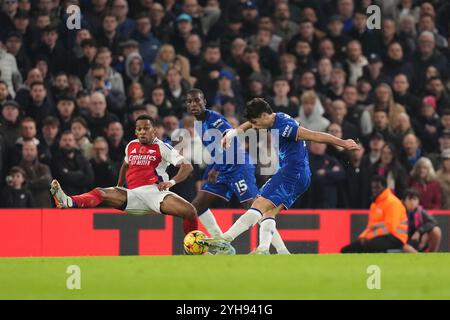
[38,116,59,165]
[1,166,34,208]
[51,131,94,195]
[87,47,125,95]
[326,123,350,164]
[86,92,119,139]
[344,141,371,208]
[112,0,136,38]
[306,141,345,208]
[149,2,173,44]
[131,13,161,65]
[55,94,77,132]
[402,189,442,253]
[367,83,406,132]
[372,108,397,144]
[4,31,31,78]
[123,51,154,100]
[274,2,297,41]
[427,77,450,116]
[50,72,69,103]
[0,80,11,106]
[36,25,69,76]
[12,117,39,165]
[164,67,191,114]
[437,149,450,209]
[76,39,98,81]
[412,31,448,94]
[401,133,423,171]
[24,81,53,130]
[418,13,448,50]
[362,131,385,167]
[97,14,125,60]
[392,73,421,118]
[0,100,21,151]
[127,82,147,109]
[373,142,408,198]
[326,68,346,101]
[342,85,370,136]
[341,175,408,253]
[296,90,329,132]
[153,44,191,84]
[0,37,21,98]
[278,53,297,90]
[71,117,93,160]
[72,28,93,60]
[90,137,117,187]
[105,120,126,167]
[193,43,228,98]
[329,99,359,140]
[86,62,127,118]
[15,68,43,107]
[384,42,414,83]
[268,77,297,118]
[19,140,52,207]
[344,40,367,85]
[409,157,442,210]
[183,33,203,70]
[416,96,440,153]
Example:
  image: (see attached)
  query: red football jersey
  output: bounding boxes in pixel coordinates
[124,138,184,189]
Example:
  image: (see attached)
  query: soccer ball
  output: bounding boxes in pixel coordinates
[184,230,208,255]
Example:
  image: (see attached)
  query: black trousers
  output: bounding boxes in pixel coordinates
[341,235,404,253]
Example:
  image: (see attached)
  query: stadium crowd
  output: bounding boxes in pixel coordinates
[0,0,450,210]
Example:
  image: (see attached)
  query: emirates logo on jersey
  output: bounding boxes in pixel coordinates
[129,154,157,165]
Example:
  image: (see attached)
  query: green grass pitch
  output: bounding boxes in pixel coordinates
[0,254,449,300]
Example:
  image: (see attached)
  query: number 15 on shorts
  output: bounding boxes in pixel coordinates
[235,180,248,195]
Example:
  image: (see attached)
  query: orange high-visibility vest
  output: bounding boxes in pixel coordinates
[359,188,408,244]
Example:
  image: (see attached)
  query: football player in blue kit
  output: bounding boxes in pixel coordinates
[207,98,359,254]
[185,89,290,254]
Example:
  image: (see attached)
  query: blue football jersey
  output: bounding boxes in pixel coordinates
[271,113,310,173]
[195,109,251,174]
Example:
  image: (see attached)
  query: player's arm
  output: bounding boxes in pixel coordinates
[297,127,360,151]
[116,161,128,187]
[158,159,193,191]
[221,121,253,148]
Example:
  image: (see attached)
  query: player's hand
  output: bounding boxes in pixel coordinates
[342,139,360,151]
[221,129,238,148]
[207,169,219,183]
[158,181,175,191]
[411,231,420,241]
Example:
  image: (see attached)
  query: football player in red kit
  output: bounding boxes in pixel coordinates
[50,115,198,233]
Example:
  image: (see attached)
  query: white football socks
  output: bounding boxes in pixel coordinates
[223,208,262,241]
[259,218,277,251]
[269,227,290,254]
[199,209,223,238]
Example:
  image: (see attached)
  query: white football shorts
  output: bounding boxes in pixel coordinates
[119,185,182,215]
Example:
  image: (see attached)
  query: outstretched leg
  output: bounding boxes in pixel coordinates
[160,195,198,234]
[50,179,127,209]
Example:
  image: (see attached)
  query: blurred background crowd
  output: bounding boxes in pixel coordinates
[0,0,450,210]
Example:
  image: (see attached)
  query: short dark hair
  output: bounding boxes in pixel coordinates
[245,98,273,120]
[80,38,97,48]
[404,188,420,200]
[186,88,205,98]
[43,116,60,128]
[30,81,45,89]
[9,166,26,179]
[371,175,387,188]
[135,114,155,126]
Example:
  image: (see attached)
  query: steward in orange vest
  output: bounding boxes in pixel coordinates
[341,175,408,253]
